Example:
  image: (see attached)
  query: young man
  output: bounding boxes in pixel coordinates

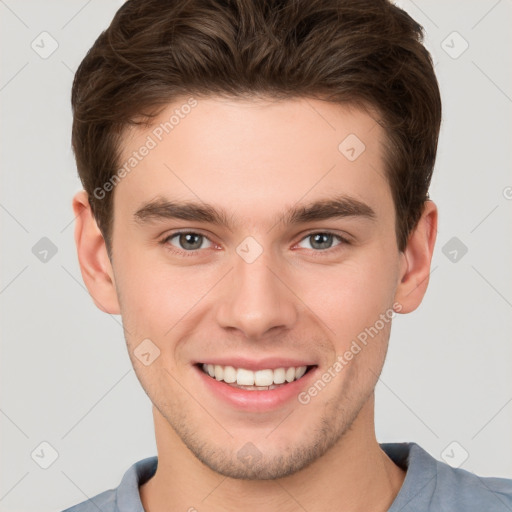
[64,0,512,510]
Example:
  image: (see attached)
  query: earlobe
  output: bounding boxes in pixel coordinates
[72,190,121,315]
[394,200,438,314]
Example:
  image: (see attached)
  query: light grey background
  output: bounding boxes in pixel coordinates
[1,0,511,511]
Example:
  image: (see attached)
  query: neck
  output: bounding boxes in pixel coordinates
[140,396,405,512]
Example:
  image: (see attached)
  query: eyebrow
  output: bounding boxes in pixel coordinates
[133,194,377,230]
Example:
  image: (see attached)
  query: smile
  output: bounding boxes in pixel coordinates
[199,363,313,391]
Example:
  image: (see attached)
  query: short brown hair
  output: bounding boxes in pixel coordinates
[71,0,441,256]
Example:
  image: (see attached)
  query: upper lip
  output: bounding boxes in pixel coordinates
[195,357,316,371]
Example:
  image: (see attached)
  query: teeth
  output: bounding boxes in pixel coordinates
[254,369,274,386]
[285,367,296,382]
[273,367,286,384]
[214,365,224,381]
[237,368,254,386]
[201,363,309,386]
[295,366,307,379]
[223,365,237,383]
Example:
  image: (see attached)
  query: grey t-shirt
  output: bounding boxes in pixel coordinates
[62,442,512,511]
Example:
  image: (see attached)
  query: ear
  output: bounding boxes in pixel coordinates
[394,200,438,314]
[72,190,121,315]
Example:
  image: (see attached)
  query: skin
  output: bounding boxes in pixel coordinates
[73,96,437,512]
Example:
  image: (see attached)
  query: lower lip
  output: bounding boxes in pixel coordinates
[194,365,318,412]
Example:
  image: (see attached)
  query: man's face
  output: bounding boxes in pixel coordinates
[109,96,405,479]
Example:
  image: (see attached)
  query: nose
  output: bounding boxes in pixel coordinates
[216,249,298,340]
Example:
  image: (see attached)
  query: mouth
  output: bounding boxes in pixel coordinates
[196,363,316,391]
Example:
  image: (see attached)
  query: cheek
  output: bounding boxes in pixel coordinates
[295,249,399,344]
[114,249,219,340]
[112,249,175,336]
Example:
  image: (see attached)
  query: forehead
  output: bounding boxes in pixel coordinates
[114,96,393,228]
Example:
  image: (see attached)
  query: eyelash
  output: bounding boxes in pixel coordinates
[158,230,351,257]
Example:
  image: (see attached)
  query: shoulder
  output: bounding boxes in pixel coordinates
[382,442,512,511]
[59,456,158,512]
[432,453,512,509]
[60,489,116,512]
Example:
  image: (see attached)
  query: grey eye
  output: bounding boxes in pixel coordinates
[298,233,342,251]
[169,233,211,251]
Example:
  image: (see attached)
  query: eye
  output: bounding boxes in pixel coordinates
[296,232,348,251]
[163,231,214,252]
